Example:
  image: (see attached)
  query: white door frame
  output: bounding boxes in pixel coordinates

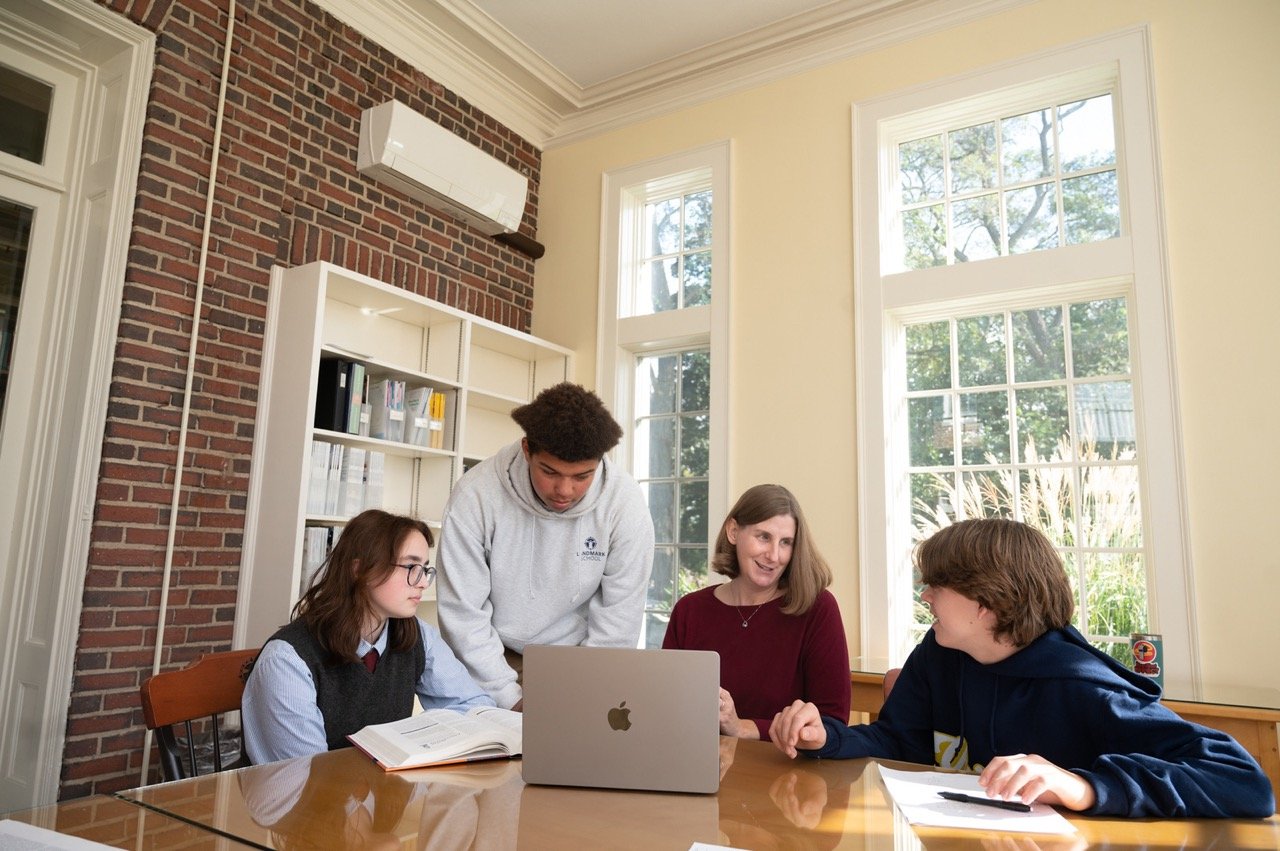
[0,0,151,809]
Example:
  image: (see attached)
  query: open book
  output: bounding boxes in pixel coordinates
[348,706,523,771]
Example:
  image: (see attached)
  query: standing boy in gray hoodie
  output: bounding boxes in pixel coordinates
[436,383,655,709]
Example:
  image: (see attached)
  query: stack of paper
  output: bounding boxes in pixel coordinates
[876,764,1077,835]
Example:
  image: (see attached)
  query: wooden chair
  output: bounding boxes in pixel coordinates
[140,648,259,781]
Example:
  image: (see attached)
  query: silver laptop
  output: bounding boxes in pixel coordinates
[521,645,721,794]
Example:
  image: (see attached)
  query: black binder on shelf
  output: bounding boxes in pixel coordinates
[314,357,351,431]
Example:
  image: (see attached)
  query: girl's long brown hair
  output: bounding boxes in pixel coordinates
[293,509,434,665]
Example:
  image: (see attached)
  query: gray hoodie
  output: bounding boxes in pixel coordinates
[436,439,655,708]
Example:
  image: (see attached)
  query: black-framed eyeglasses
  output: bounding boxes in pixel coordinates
[394,562,437,586]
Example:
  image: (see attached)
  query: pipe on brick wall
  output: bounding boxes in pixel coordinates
[139,0,238,787]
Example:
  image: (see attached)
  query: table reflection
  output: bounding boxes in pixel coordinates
[714,736,853,849]
[259,754,521,850]
[114,738,1279,850]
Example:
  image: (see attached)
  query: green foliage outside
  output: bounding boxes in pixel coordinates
[911,434,1147,665]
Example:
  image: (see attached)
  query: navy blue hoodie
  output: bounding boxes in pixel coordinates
[810,626,1274,818]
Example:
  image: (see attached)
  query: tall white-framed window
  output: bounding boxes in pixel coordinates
[599,142,731,648]
[854,28,1199,689]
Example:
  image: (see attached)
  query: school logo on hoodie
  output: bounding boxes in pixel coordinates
[577,536,607,562]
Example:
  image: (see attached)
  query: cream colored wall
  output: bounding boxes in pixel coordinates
[532,0,1280,693]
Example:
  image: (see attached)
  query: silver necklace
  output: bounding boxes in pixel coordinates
[734,592,769,628]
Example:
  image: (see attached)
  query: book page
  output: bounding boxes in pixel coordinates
[466,706,522,736]
[350,708,522,769]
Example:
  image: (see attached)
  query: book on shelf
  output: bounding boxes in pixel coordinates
[314,358,351,431]
[323,443,345,516]
[364,450,385,509]
[307,440,331,515]
[345,362,366,436]
[428,390,447,449]
[348,706,523,771]
[301,525,339,595]
[368,378,406,443]
[337,446,367,517]
[405,386,432,447]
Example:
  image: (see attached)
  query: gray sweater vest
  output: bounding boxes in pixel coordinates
[272,619,425,751]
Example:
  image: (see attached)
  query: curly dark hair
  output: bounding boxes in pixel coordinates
[510,383,622,461]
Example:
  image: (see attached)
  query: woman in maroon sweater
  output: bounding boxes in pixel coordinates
[663,484,850,740]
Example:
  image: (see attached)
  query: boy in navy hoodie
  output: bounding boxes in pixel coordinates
[770,518,1275,818]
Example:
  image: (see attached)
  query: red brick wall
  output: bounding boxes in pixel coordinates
[66,0,540,797]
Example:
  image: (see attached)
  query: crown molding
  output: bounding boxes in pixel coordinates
[313,0,1035,149]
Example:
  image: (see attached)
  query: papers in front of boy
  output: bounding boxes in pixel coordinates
[348,706,522,771]
[876,764,1077,835]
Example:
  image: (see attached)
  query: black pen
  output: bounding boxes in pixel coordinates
[938,790,1032,812]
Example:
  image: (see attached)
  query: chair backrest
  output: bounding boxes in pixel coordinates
[140,648,259,781]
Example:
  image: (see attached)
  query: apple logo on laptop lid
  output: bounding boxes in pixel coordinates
[607,701,632,731]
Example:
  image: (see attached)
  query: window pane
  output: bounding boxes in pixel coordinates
[1080,464,1142,548]
[644,198,680,256]
[1084,552,1147,638]
[906,321,951,392]
[1001,109,1054,183]
[1070,298,1130,378]
[960,391,1009,464]
[647,546,676,609]
[1058,94,1116,172]
[1018,466,1075,546]
[949,122,996,193]
[911,472,955,525]
[951,194,999,262]
[903,205,946,269]
[683,190,712,249]
[1006,182,1059,254]
[1075,381,1135,456]
[679,479,708,543]
[0,200,35,420]
[960,469,1014,518]
[1012,306,1065,383]
[956,313,1005,387]
[0,66,53,165]
[635,354,678,415]
[680,350,710,411]
[646,481,676,544]
[633,417,676,478]
[1063,170,1120,245]
[640,258,678,314]
[900,135,944,204]
[682,250,711,308]
[644,612,670,649]
[679,546,708,594]
[909,396,953,466]
[1014,386,1069,462]
[679,413,708,476]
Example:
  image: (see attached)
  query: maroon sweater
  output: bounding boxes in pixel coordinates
[663,586,851,740]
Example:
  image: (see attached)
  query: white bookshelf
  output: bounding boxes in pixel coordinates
[235,261,573,648]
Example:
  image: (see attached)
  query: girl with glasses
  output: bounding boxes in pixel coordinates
[243,509,492,763]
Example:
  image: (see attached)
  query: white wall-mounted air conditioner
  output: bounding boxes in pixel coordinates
[357,100,528,236]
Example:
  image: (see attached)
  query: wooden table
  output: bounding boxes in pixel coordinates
[113,739,1280,849]
[2,793,254,849]
[850,664,1280,807]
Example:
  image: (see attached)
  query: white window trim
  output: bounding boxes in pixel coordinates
[853,27,1200,691]
[598,141,732,562]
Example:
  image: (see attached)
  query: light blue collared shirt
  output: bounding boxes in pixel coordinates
[242,617,493,764]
